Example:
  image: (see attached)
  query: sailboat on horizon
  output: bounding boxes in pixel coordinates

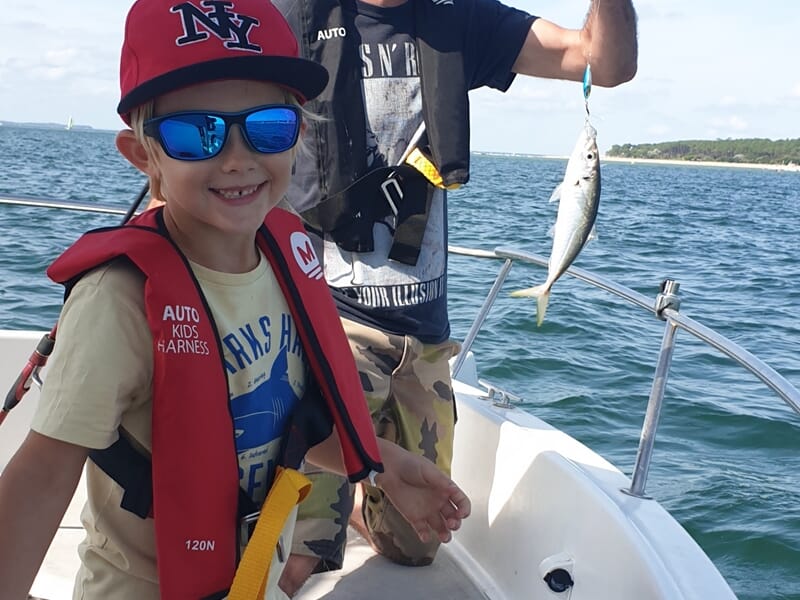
[65,116,74,131]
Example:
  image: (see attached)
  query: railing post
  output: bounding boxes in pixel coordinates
[624,280,682,498]
[451,258,514,379]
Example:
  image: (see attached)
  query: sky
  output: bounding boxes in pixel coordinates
[1,0,798,156]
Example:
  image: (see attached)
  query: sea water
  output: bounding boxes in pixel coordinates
[1,125,798,599]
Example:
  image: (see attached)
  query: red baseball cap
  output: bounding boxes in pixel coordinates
[117,0,328,121]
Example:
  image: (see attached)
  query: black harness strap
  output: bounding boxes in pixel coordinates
[89,435,153,519]
[299,166,396,252]
[299,164,430,264]
[89,435,258,522]
[387,187,432,265]
[88,378,332,522]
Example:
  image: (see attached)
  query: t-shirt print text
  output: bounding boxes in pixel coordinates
[157,304,211,355]
[360,42,418,79]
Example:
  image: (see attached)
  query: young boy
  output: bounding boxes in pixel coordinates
[0,0,469,598]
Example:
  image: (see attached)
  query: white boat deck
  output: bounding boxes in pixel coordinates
[24,459,484,600]
[2,332,742,600]
[31,523,486,599]
[295,529,487,599]
[28,465,484,599]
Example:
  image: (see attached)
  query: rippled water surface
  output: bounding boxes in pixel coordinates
[1,126,799,599]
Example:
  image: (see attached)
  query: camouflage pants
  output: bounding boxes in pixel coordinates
[291,318,459,568]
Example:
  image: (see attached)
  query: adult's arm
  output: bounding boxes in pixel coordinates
[513,0,638,87]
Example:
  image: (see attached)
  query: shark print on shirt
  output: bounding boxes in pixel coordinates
[231,345,299,451]
[219,308,306,505]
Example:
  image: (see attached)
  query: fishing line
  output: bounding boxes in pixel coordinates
[583,0,596,121]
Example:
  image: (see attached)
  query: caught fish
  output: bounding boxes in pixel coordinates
[511,123,601,325]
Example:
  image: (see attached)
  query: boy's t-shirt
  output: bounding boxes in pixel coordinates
[31,251,307,599]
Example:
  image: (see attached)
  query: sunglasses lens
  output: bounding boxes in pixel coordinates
[159,115,226,160]
[246,107,299,153]
[149,106,299,160]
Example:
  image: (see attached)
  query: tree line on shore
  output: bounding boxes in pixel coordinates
[607,138,800,165]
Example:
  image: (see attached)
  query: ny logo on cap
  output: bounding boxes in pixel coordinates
[172,1,261,52]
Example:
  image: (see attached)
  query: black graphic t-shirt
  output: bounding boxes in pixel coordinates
[292,0,534,343]
[324,1,451,342]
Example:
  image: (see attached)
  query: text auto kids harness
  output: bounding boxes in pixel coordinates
[47,208,383,599]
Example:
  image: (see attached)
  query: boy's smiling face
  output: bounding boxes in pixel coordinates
[130,79,298,272]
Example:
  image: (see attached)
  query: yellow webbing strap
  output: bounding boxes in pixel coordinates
[405,148,462,190]
[228,467,312,600]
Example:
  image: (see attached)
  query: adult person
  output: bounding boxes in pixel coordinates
[271,0,638,595]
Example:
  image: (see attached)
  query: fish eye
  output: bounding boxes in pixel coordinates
[586,152,594,159]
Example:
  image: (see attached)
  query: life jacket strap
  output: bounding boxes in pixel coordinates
[299,164,431,265]
[89,434,153,518]
[405,147,462,190]
[228,467,312,600]
[89,433,260,525]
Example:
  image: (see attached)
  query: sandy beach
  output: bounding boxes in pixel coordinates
[601,155,800,173]
[474,151,800,173]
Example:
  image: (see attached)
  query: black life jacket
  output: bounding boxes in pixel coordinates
[274,0,471,264]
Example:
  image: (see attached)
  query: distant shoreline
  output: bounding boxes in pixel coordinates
[601,155,800,173]
[476,150,800,173]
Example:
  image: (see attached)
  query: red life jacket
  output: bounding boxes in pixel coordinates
[47,207,382,599]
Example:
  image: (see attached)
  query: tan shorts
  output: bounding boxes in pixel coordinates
[291,318,459,568]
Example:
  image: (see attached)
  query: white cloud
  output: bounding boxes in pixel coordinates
[729,116,748,131]
[646,124,670,137]
[709,115,749,133]
[42,48,80,67]
[1,0,797,148]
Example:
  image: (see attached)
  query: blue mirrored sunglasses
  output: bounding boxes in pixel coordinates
[143,104,301,161]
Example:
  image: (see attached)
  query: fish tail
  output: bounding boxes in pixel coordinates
[510,283,551,326]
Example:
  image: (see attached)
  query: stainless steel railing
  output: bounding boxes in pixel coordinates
[448,244,800,499]
[0,186,148,220]
[0,194,130,215]
[4,190,798,498]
